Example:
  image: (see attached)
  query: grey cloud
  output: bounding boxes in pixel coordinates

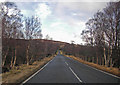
[47,2,107,27]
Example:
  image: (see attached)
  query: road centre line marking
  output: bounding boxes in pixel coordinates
[66,56,120,79]
[65,62,68,66]
[69,67,82,83]
[21,56,55,84]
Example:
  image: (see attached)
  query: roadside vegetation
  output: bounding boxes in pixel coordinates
[61,1,120,72]
[81,2,120,68]
[64,54,120,77]
[1,1,120,84]
[60,2,120,77]
[0,2,60,83]
[2,55,55,83]
[0,2,60,73]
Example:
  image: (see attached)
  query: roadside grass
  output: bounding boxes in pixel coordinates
[65,55,120,77]
[2,55,55,83]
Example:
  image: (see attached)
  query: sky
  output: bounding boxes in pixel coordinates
[1,0,114,44]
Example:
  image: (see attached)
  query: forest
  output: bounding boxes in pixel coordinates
[1,1,120,73]
[63,2,120,68]
[80,2,120,68]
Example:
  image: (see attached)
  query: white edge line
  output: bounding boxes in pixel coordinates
[21,56,55,84]
[67,56,120,79]
[83,63,120,79]
[69,67,82,83]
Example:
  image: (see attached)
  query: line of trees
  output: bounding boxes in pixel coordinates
[61,2,120,68]
[81,2,120,67]
[0,2,42,67]
[1,1,120,73]
[0,2,60,72]
[0,2,42,39]
[61,43,101,64]
[2,38,60,71]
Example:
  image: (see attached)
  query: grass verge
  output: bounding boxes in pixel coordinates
[65,55,120,77]
[2,55,56,83]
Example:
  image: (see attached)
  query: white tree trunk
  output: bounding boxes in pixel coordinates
[104,47,107,67]
[13,47,17,67]
[26,45,30,65]
[2,47,9,67]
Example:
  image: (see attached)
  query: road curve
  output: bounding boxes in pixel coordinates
[23,54,120,83]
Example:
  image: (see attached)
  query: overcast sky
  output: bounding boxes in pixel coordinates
[9,0,111,44]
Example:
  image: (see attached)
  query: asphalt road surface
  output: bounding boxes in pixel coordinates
[23,54,120,83]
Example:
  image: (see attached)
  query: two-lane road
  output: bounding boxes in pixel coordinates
[23,54,120,83]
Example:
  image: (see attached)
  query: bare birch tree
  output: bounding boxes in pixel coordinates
[23,16,42,65]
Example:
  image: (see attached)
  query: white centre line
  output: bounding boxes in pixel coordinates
[69,67,82,83]
[65,62,68,66]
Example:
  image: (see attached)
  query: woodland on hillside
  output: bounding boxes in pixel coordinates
[0,2,59,72]
[81,2,120,68]
[63,2,120,68]
[62,2,120,68]
[2,38,60,72]
[0,1,120,73]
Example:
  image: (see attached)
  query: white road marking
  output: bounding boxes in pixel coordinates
[65,62,68,66]
[66,56,120,79]
[21,57,55,84]
[69,67,82,83]
[84,64,120,79]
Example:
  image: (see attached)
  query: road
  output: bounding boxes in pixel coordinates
[23,54,120,83]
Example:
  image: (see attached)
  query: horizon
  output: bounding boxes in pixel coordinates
[1,0,117,44]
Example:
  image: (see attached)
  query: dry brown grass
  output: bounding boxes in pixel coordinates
[65,55,120,77]
[2,55,54,83]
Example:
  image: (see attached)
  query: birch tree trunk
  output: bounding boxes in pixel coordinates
[102,57,104,65]
[107,42,111,67]
[110,58,113,67]
[104,47,107,67]
[92,57,94,63]
[97,56,98,64]
[13,47,17,67]
[2,47,9,67]
[10,51,14,68]
[26,45,30,65]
